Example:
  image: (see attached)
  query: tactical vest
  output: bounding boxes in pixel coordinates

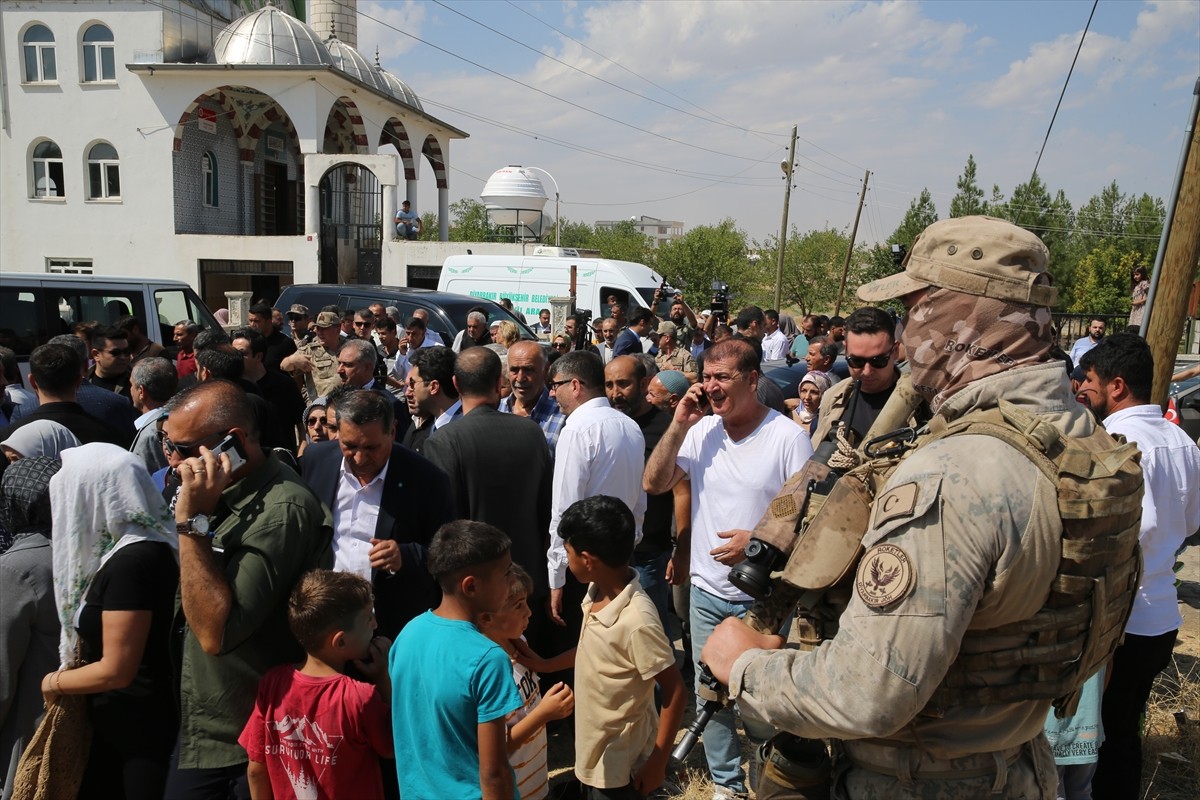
[749,400,1143,718]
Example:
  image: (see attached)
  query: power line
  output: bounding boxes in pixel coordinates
[354,4,776,164]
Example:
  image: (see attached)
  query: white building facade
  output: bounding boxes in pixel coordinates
[0,0,467,310]
[594,214,684,248]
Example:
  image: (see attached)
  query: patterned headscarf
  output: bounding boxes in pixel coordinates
[49,443,176,665]
[0,456,62,552]
[902,286,1053,412]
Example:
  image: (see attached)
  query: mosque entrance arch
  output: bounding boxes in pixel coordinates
[318,163,382,285]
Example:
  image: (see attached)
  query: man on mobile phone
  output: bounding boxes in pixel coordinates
[163,380,333,798]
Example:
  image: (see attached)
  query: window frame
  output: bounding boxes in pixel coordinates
[202,151,219,207]
[31,139,65,199]
[47,258,94,275]
[86,142,121,200]
[22,23,57,84]
[81,23,116,83]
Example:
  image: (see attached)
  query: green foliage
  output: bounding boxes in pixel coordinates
[588,220,657,266]
[1069,244,1141,315]
[555,218,595,249]
[444,198,493,242]
[656,219,752,303]
[890,188,938,250]
[417,211,438,241]
[949,155,986,218]
[753,225,879,316]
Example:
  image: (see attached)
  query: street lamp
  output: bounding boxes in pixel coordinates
[524,166,561,247]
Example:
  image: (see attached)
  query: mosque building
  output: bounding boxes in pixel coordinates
[0,0,466,307]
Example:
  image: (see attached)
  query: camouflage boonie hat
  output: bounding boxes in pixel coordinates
[857,216,1057,307]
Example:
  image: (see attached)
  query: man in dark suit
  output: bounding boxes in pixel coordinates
[423,348,553,639]
[301,390,453,640]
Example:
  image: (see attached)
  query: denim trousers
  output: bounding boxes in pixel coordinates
[690,584,774,793]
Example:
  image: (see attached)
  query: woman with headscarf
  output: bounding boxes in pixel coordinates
[0,420,80,463]
[0,457,62,796]
[297,397,329,459]
[41,443,179,800]
[792,371,833,437]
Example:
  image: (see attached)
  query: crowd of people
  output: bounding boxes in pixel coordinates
[0,215,1196,800]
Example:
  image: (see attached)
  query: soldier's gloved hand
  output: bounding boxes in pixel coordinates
[701,617,784,686]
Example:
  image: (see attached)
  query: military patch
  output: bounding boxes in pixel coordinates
[855,543,915,608]
[873,482,918,527]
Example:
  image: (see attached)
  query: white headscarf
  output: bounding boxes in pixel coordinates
[0,420,80,459]
[49,442,177,666]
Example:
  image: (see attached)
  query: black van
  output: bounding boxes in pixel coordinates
[275,285,536,346]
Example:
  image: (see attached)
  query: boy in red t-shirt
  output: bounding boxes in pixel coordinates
[239,570,393,800]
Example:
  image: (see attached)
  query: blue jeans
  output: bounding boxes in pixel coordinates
[633,550,671,632]
[690,584,774,793]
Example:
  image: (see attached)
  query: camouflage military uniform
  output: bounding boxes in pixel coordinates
[729,361,1086,798]
[293,339,341,403]
[655,346,697,376]
[809,377,856,446]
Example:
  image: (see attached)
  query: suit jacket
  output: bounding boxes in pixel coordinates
[423,405,554,598]
[301,440,454,639]
[613,328,642,357]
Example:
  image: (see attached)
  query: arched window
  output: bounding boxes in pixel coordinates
[82,24,115,82]
[32,140,64,198]
[87,142,120,199]
[202,151,218,207]
[22,24,56,83]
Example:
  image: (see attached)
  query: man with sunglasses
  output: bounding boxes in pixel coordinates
[85,325,133,397]
[810,306,906,448]
[164,380,333,798]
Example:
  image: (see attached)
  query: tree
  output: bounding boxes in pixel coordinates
[1068,243,1141,315]
[890,188,938,251]
[949,155,986,218]
[555,217,595,249]
[444,198,493,242]
[417,211,438,241]
[655,219,752,304]
[589,220,656,266]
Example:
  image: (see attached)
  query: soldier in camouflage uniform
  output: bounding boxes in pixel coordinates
[702,216,1134,798]
[280,310,343,403]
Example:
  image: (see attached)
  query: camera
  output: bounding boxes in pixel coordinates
[710,280,730,325]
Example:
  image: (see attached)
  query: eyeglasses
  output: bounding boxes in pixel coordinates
[552,342,570,350]
[845,352,892,370]
[352,320,373,328]
[547,378,574,391]
[306,417,327,429]
[160,429,229,460]
[404,378,431,391]
[102,348,130,357]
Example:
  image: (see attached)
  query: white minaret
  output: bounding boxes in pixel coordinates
[310,0,358,48]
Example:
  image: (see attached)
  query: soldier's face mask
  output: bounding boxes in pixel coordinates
[901,287,1053,412]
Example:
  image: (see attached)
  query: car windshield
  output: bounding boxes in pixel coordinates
[438,297,537,340]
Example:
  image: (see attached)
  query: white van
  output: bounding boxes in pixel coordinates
[439,251,670,322]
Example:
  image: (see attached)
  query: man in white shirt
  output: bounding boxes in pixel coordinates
[545,350,646,627]
[760,309,789,362]
[644,337,813,797]
[599,318,620,364]
[1079,333,1200,799]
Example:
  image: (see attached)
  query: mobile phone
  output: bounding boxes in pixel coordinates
[208,433,247,472]
[696,386,711,413]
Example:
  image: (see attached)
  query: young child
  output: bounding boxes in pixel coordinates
[389,520,524,799]
[239,569,393,800]
[527,495,687,799]
[478,564,576,800]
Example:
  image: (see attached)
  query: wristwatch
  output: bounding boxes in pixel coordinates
[177,514,212,539]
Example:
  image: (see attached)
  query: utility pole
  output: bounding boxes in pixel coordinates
[835,169,871,316]
[1145,78,1200,405]
[774,125,798,311]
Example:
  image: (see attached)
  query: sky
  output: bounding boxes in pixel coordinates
[350,0,1199,245]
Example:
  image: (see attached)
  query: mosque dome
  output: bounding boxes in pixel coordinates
[375,66,423,111]
[326,36,386,92]
[210,4,332,66]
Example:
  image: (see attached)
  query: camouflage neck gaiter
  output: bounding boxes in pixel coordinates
[902,287,1053,413]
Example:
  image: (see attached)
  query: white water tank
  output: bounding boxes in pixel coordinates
[480,165,549,228]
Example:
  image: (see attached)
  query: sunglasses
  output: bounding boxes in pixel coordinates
[102,348,130,357]
[160,429,229,460]
[552,342,570,349]
[845,352,892,370]
[306,417,327,428]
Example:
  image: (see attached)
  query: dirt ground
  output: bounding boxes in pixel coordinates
[543,544,1200,800]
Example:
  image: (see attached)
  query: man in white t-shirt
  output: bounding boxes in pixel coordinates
[643,337,813,797]
[1078,333,1200,799]
[760,309,789,362]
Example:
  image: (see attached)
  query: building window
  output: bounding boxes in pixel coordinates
[22,24,56,83]
[82,24,115,82]
[32,140,64,198]
[47,258,93,275]
[202,151,218,207]
[87,142,120,199]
